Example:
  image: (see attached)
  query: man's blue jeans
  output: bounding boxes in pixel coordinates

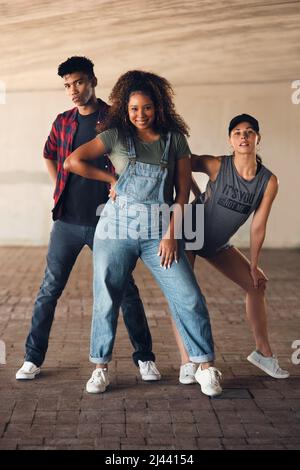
[25,220,155,367]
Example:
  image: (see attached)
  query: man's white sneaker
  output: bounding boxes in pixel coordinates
[195,366,222,397]
[138,360,161,381]
[86,368,109,393]
[16,361,40,380]
[247,350,290,379]
[179,362,197,384]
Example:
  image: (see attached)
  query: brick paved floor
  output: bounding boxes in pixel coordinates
[0,247,299,450]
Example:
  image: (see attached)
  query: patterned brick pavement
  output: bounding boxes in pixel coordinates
[0,247,299,450]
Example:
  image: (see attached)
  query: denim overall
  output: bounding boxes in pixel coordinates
[91,132,215,364]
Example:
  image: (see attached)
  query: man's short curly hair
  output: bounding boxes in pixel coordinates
[57,56,95,79]
[99,70,189,137]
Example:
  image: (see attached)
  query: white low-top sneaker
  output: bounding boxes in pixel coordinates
[16,361,41,380]
[179,362,197,384]
[86,368,109,394]
[195,366,222,397]
[138,360,161,381]
[247,350,290,379]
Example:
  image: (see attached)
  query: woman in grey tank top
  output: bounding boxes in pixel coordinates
[174,114,289,385]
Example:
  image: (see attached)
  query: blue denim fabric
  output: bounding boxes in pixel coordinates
[90,133,215,364]
[25,220,154,367]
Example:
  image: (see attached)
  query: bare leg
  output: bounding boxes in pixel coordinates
[172,247,273,364]
[207,247,272,356]
[171,317,190,364]
[185,250,196,268]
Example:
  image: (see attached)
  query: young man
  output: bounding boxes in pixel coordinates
[16,56,161,385]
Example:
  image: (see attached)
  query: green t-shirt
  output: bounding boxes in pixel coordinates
[98,128,190,203]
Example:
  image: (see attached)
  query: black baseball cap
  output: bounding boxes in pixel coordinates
[228,114,259,135]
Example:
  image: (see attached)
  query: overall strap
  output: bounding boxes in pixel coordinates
[160,132,172,169]
[126,135,137,165]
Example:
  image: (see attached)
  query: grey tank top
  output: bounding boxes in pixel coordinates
[196,156,273,257]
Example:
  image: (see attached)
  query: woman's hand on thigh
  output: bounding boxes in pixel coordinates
[250,265,268,289]
[157,238,178,269]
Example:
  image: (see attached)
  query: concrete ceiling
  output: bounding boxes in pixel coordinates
[1,0,300,91]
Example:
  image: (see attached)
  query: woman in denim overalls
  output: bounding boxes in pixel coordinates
[65,70,222,396]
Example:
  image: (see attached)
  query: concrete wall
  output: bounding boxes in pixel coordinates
[0,81,299,247]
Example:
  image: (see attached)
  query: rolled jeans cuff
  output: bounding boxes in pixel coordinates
[89,355,112,364]
[189,353,215,363]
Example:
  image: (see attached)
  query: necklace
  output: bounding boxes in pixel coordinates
[96,106,102,125]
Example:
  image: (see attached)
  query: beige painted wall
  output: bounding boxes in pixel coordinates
[0,81,299,247]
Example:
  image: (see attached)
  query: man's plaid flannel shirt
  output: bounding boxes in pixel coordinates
[43,99,112,220]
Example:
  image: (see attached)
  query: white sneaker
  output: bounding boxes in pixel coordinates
[86,368,109,393]
[138,360,161,381]
[179,362,197,384]
[195,365,222,397]
[247,350,290,379]
[16,361,41,380]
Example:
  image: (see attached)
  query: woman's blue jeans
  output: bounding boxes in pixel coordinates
[90,199,215,364]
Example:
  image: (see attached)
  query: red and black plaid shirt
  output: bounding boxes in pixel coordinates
[44,98,112,220]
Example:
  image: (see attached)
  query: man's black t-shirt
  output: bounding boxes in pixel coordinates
[60,110,109,226]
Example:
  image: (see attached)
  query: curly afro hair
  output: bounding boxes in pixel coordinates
[57,56,95,79]
[99,70,189,137]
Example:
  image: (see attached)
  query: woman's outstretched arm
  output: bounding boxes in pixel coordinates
[250,174,279,287]
[63,137,116,185]
[191,153,222,175]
